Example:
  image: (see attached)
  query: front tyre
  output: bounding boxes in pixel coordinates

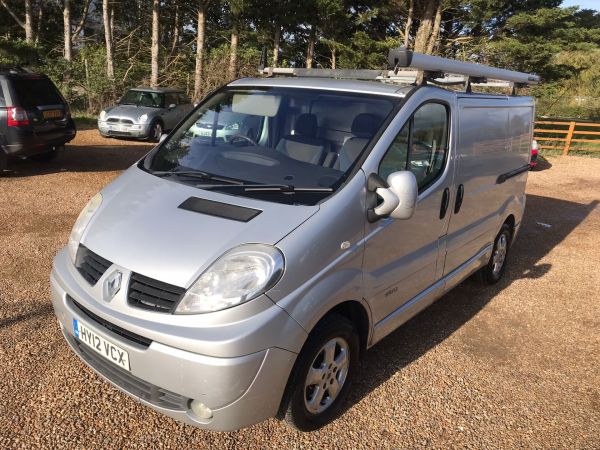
[281,313,359,431]
[480,223,512,284]
[148,121,163,143]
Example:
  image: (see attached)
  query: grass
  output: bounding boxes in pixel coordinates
[72,111,98,131]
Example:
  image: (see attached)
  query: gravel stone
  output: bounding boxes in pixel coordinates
[0,134,598,448]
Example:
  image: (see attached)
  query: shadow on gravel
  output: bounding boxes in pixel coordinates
[533,155,553,172]
[2,143,153,177]
[0,303,54,329]
[345,194,598,414]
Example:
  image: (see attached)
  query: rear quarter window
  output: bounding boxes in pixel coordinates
[12,77,63,108]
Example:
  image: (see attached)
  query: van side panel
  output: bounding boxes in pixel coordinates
[443,96,532,276]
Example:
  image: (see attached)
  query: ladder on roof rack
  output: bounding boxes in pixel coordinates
[259,47,540,91]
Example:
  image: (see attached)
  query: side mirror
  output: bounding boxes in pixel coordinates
[168,103,177,110]
[367,171,418,222]
[159,133,168,143]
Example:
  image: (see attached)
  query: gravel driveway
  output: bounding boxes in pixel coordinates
[0,131,598,449]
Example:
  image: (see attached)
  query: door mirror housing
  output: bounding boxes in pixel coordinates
[367,171,418,222]
[168,103,177,110]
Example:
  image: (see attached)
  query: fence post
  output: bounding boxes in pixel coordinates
[563,121,576,156]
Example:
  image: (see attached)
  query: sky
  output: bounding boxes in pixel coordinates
[561,0,599,10]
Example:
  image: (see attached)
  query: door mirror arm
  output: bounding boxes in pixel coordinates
[367,173,399,222]
[367,171,418,222]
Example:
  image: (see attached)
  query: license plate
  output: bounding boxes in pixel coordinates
[73,318,130,371]
[42,109,62,119]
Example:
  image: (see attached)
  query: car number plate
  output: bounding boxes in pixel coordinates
[42,109,62,119]
[73,318,130,371]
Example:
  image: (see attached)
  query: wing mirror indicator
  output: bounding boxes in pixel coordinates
[367,171,418,222]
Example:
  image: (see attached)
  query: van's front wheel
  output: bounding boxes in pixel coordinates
[281,313,359,431]
[481,223,512,284]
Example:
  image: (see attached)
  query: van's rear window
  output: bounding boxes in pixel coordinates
[13,77,63,108]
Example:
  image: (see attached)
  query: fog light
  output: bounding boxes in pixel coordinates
[190,400,213,420]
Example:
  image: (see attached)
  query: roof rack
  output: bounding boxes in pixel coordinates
[258,47,540,93]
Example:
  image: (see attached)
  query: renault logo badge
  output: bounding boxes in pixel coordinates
[104,270,123,301]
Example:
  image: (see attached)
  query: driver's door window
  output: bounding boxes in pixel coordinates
[379,102,449,192]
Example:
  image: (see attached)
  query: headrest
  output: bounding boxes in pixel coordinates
[351,113,382,138]
[295,113,318,137]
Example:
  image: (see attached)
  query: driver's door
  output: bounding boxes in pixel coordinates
[362,100,455,332]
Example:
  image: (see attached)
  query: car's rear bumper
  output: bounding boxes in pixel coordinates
[4,123,76,156]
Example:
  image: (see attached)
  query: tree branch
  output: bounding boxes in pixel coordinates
[72,0,91,42]
[0,0,25,29]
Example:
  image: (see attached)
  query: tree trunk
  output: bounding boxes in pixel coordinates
[193,6,206,101]
[63,0,72,61]
[404,0,414,49]
[426,1,443,55]
[151,0,160,87]
[34,1,43,43]
[331,47,336,69]
[413,0,439,53]
[102,0,114,80]
[272,24,280,67]
[306,26,316,69]
[228,22,239,79]
[170,1,180,55]
[24,0,33,42]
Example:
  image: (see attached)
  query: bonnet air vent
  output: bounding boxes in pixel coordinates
[178,197,262,222]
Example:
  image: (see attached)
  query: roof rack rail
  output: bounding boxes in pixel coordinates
[258,48,540,93]
[387,47,540,86]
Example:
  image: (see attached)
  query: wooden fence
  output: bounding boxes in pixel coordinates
[534,120,600,155]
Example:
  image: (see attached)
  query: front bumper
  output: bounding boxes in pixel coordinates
[50,249,301,431]
[98,120,150,139]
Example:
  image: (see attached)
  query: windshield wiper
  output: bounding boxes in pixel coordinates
[196,183,333,193]
[150,169,244,185]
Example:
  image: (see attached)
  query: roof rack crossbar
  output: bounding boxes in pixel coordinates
[388,48,540,85]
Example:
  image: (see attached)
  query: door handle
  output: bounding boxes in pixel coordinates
[439,187,450,219]
[454,184,464,214]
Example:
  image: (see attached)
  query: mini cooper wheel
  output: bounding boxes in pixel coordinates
[481,223,512,284]
[281,313,359,431]
[149,121,163,142]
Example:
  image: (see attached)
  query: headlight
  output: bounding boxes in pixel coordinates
[68,193,103,264]
[175,244,285,314]
[139,114,149,123]
[99,110,106,120]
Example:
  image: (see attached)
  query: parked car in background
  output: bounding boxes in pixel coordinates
[98,87,192,142]
[0,65,76,171]
[530,139,539,169]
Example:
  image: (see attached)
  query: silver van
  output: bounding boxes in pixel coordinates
[51,50,537,431]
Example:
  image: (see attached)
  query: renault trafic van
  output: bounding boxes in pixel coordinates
[50,50,537,431]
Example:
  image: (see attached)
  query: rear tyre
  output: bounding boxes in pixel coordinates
[148,121,163,143]
[280,313,359,431]
[0,150,8,172]
[480,223,512,284]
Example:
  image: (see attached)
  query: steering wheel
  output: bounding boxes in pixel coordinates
[228,134,257,146]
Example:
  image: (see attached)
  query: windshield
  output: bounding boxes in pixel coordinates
[144,87,398,204]
[119,90,165,108]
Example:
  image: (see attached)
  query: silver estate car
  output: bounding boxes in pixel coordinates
[51,55,535,431]
[98,87,192,141]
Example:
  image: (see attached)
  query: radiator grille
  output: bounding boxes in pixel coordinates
[75,245,112,285]
[127,273,185,313]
